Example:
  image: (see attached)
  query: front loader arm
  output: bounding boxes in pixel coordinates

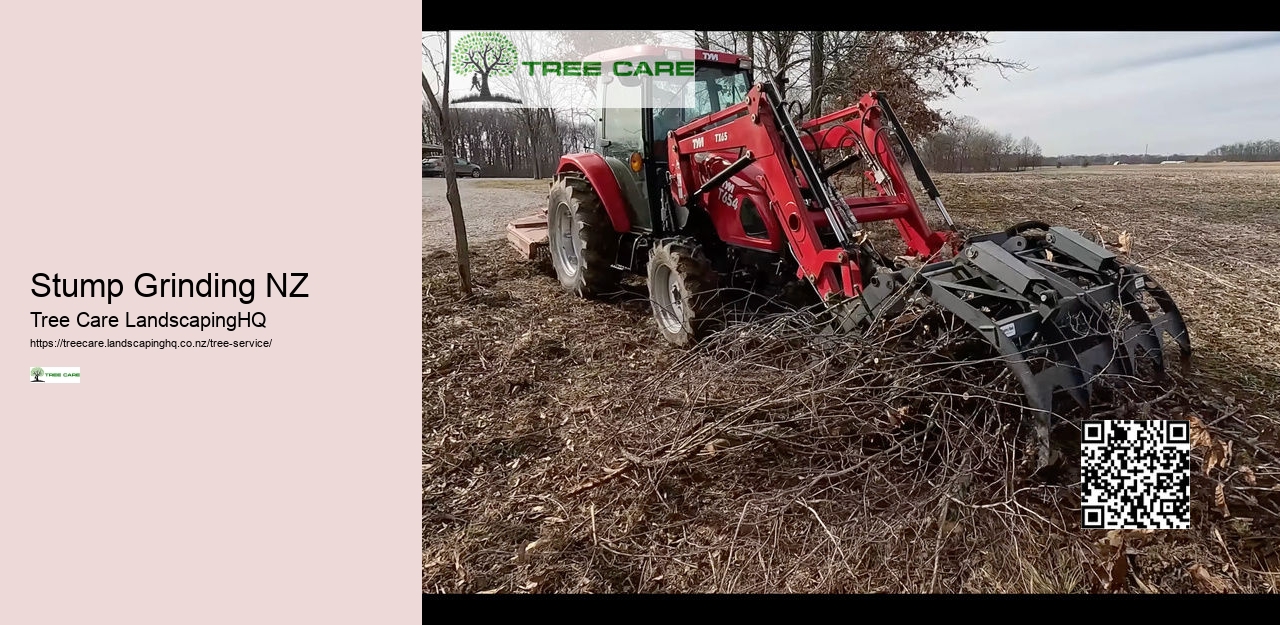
[797,92,954,258]
[666,84,864,301]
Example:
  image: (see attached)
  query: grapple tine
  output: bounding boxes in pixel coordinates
[853,222,1193,467]
[1144,279,1193,373]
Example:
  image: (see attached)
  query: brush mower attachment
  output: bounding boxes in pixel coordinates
[507,212,549,260]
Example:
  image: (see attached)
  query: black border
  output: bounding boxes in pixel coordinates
[424,10,1277,31]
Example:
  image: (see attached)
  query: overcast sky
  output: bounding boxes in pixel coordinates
[936,32,1280,156]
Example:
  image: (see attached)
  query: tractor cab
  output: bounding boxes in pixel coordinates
[586,45,753,232]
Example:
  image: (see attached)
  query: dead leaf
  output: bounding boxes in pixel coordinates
[1188,414,1214,450]
[1045,249,1054,262]
[513,539,543,563]
[1241,466,1257,486]
[1187,563,1229,593]
[476,587,501,594]
[1204,448,1221,475]
[1215,482,1230,517]
[888,405,910,427]
[1118,231,1133,254]
[1203,438,1233,476]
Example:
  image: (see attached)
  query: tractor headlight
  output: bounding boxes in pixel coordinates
[630,152,643,172]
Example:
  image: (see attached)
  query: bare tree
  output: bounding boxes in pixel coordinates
[1209,139,1280,162]
[423,32,472,296]
[758,31,803,99]
[505,31,576,180]
[918,115,1043,173]
[1017,136,1041,171]
[807,31,825,117]
[699,30,1025,135]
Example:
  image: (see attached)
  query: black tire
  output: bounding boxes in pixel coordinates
[547,175,620,297]
[471,168,481,178]
[647,238,722,346]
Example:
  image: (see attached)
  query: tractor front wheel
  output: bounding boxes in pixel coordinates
[547,175,620,297]
[647,238,722,346]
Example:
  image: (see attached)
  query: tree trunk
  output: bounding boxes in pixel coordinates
[531,133,541,179]
[807,31,824,117]
[522,109,544,179]
[745,31,754,63]
[479,72,491,98]
[768,34,795,100]
[423,32,472,296]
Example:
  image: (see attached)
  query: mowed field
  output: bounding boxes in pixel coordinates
[423,163,1280,593]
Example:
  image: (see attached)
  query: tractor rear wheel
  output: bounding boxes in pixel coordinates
[647,238,722,346]
[547,175,620,297]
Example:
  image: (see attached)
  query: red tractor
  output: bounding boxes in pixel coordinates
[507,45,1191,462]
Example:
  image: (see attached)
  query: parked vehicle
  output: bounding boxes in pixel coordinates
[423,157,482,178]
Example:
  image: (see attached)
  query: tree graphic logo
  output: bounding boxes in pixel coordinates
[30,366,45,382]
[451,31,522,105]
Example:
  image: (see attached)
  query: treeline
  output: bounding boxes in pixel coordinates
[917,116,1042,173]
[422,107,594,178]
[1048,154,1204,167]
[1208,140,1280,162]
[916,121,1280,172]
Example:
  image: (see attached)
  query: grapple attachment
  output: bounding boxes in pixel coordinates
[857,222,1191,461]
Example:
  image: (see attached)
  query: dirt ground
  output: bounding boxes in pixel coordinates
[423,163,1280,594]
[422,177,549,254]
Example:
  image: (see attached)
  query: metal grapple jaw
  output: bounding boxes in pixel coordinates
[859,223,1192,467]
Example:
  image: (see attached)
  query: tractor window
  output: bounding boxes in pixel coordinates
[600,76,644,157]
[691,66,749,119]
[651,66,750,145]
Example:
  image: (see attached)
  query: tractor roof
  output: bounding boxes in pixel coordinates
[584,45,748,68]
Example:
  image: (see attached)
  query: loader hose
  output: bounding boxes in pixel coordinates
[799,125,825,172]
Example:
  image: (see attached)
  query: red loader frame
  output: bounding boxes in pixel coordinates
[667,83,960,302]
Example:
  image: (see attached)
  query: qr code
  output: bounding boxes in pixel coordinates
[1081,420,1190,529]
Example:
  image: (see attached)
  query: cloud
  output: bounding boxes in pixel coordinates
[936,32,1280,155]
[1085,32,1280,75]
